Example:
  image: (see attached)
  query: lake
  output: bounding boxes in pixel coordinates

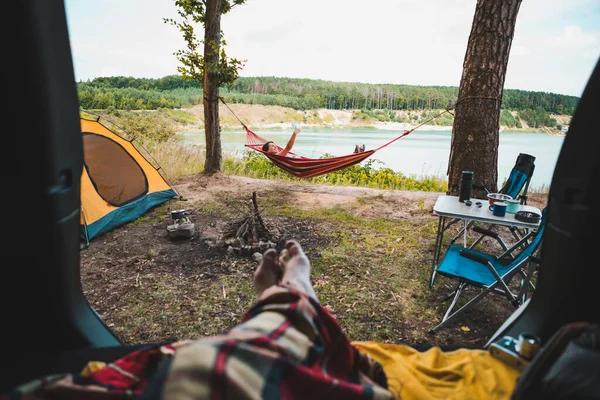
[180,127,565,190]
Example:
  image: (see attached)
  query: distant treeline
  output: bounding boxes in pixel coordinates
[77,75,579,117]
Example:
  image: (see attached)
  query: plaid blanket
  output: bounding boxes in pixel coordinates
[3,284,392,399]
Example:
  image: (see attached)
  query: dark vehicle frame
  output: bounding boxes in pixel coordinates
[5,0,599,394]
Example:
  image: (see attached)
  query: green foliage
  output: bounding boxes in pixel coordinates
[518,108,557,129]
[76,75,577,133]
[162,108,198,124]
[163,0,247,86]
[503,89,577,115]
[98,110,178,143]
[220,91,321,110]
[77,83,199,110]
[222,151,448,192]
[430,112,454,126]
[222,151,292,180]
[310,158,447,191]
[78,75,578,118]
[500,109,521,128]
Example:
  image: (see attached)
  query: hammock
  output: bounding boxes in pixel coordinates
[221,97,454,179]
[243,125,406,178]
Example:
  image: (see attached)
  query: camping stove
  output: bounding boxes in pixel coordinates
[171,209,190,223]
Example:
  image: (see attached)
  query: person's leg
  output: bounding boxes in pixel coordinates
[278,240,318,302]
[253,241,317,301]
[152,240,391,399]
[253,248,281,296]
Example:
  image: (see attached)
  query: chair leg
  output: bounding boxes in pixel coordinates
[497,231,536,260]
[439,281,466,326]
[468,224,512,256]
[430,283,494,334]
[430,268,526,334]
[449,219,475,245]
[516,261,538,304]
[443,282,462,302]
[478,259,521,307]
[510,226,524,242]
[468,233,486,250]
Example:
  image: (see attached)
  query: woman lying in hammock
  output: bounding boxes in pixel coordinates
[262,126,302,158]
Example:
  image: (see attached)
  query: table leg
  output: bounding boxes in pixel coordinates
[430,216,445,288]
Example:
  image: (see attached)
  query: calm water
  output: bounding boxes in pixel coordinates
[180,127,565,189]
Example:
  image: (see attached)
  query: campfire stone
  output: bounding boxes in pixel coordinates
[167,220,195,239]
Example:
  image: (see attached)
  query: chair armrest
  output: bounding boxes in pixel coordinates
[471,225,510,253]
[459,249,489,265]
[472,225,500,239]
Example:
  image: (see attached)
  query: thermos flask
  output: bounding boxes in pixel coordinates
[459,171,474,202]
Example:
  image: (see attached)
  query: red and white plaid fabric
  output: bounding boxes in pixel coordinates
[4,284,392,400]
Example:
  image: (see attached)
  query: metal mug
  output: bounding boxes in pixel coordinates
[489,202,507,217]
[506,199,520,213]
[516,332,541,360]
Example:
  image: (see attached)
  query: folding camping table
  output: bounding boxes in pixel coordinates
[430,195,542,288]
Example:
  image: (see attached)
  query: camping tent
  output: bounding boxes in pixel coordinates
[80,116,177,243]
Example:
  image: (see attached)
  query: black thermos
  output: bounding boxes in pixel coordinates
[459,171,474,202]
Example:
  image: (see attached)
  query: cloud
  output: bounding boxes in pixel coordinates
[65,0,599,96]
[510,44,528,57]
[545,25,598,48]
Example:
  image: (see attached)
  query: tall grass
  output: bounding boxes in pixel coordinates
[150,139,448,192]
[148,139,205,182]
[224,151,448,191]
[141,139,553,197]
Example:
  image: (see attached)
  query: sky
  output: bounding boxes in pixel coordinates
[64,0,600,97]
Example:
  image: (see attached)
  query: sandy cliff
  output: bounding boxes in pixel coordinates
[181,103,568,135]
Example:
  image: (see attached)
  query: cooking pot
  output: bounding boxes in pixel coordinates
[171,209,187,220]
[487,193,513,204]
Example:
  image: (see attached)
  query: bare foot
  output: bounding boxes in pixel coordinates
[279,240,318,302]
[253,248,281,296]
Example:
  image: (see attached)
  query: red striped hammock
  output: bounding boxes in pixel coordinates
[220,97,453,179]
[243,125,410,179]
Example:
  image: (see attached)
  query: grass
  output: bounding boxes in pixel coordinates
[148,137,448,193]
[288,208,440,343]
[80,134,548,348]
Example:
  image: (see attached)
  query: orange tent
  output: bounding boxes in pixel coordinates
[80,116,177,243]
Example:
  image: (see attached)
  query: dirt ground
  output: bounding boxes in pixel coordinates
[80,173,547,348]
[174,173,441,220]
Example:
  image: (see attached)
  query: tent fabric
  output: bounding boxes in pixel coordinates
[80,117,177,241]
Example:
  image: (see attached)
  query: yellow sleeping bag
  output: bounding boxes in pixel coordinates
[354,341,520,399]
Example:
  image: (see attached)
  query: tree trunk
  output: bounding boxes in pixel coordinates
[203,0,223,174]
[447,0,522,199]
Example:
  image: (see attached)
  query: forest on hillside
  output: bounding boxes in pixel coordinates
[77,75,578,130]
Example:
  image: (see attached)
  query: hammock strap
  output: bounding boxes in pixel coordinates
[454,95,503,107]
[221,96,457,152]
[219,97,248,129]
[218,97,463,178]
[373,105,455,151]
[370,95,502,151]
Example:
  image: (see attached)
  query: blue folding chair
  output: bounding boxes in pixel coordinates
[430,208,546,334]
[467,153,537,251]
[498,153,536,203]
